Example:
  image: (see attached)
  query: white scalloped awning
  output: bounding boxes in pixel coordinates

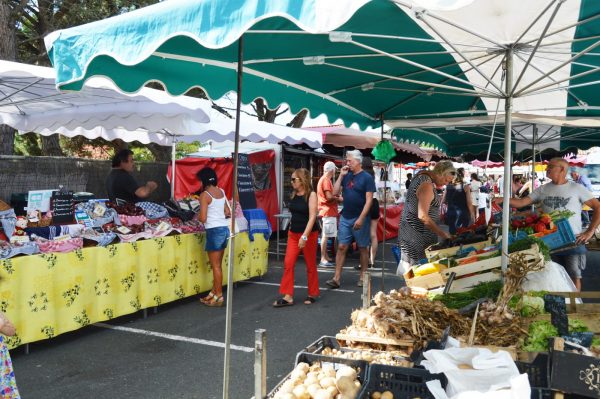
[0,60,322,148]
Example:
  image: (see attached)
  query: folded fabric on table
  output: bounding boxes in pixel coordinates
[24,224,85,240]
[80,229,117,247]
[0,241,39,259]
[136,202,169,219]
[116,231,152,243]
[119,214,147,226]
[242,209,271,241]
[35,237,83,254]
[0,209,17,238]
[173,219,204,234]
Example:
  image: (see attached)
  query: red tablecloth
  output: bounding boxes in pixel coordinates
[376,204,403,241]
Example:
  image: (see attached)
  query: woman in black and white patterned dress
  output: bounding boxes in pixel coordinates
[397,161,456,275]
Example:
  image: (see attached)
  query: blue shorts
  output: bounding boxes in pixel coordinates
[205,226,230,251]
[338,215,371,248]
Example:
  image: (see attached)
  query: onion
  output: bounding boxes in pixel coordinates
[381,391,394,399]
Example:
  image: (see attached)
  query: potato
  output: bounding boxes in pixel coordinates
[304,375,318,387]
[279,380,295,394]
[292,384,310,399]
[336,366,357,382]
[279,393,297,399]
[320,376,336,389]
[326,385,339,397]
[371,392,382,399]
[290,369,306,381]
[314,388,332,399]
[307,383,321,397]
[381,391,394,399]
[295,362,310,373]
[322,364,336,377]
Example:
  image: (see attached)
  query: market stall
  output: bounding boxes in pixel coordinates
[0,232,267,349]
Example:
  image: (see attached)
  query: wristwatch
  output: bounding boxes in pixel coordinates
[301,235,308,241]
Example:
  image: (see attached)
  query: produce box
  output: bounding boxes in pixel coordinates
[425,238,492,259]
[267,352,368,399]
[357,363,444,399]
[550,339,600,398]
[508,219,575,251]
[406,246,542,293]
[301,336,412,367]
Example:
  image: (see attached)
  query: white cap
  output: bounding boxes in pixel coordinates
[324,161,338,172]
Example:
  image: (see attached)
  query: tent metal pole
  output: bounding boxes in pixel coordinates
[501,49,514,274]
[380,116,386,292]
[223,35,244,399]
[171,139,176,199]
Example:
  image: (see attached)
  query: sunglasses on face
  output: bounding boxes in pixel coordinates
[291,177,299,182]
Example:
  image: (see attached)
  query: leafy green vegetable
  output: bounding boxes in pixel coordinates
[430,280,503,309]
[507,237,550,262]
[521,296,545,317]
[523,320,558,352]
[568,319,590,333]
[592,337,600,348]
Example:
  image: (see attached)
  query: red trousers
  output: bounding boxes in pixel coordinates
[279,231,320,297]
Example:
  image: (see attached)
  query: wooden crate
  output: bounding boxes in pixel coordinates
[425,238,492,259]
[404,246,543,293]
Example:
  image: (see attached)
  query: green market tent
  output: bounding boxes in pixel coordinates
[44,0,600,395]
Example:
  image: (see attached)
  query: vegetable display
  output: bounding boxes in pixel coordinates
[272,362,362,399]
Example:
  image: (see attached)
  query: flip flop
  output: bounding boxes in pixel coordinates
[273,298,294,308]
[325,279,340,289]
[304,296,316,305]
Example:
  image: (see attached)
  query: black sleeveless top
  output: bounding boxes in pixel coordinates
[289,193,318,233]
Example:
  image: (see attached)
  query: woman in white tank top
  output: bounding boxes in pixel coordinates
[197,167,231,307]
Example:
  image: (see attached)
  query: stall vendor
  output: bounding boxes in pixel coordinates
[106,149,158,203]
[494,158,600,291]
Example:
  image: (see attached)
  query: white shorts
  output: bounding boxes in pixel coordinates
[321,216,338,238]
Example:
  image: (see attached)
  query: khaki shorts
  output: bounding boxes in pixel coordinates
[321,216,338,238]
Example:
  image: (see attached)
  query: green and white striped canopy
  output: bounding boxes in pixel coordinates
[45,0,600,152]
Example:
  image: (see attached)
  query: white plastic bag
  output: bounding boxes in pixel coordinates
[522,261,581,303]
[421,347,528,398]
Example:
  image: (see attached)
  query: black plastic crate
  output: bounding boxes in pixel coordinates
[300,335,411,367]
[515,353,550,389]
[358,363,445,399]
[302,335,341,354]
[295,352,369,384]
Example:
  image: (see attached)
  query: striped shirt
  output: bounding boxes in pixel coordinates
[399,173,441,265]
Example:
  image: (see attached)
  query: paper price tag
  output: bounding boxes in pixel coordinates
[93,203,106,217]
[117,226,131,234]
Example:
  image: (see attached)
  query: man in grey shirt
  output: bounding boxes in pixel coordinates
[495,158,600,291]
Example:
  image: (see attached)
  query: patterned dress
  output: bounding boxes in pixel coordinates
[0,336,19,398]
[399,173,441,265]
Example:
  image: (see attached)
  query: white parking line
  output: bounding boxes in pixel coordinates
[239,280,355,293]
[95,323,254,353]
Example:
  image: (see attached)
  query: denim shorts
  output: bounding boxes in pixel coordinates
[205,226,230,251]
[338,215,371,248]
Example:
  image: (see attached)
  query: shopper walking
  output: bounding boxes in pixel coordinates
[274,168,319,307]
[197,167,230,307]
[317,161,340,267]
[326,150,376,288]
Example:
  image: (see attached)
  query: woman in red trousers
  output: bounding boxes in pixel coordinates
[273,168,320,307]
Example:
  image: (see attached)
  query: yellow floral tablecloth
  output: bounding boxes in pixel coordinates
[0,232,268,348]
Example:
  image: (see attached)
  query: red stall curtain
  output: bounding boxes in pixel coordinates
[168,150,279,228]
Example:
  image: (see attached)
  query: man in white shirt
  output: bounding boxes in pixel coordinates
[494,158,600,291]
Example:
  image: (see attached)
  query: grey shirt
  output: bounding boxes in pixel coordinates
[529,181,594,234]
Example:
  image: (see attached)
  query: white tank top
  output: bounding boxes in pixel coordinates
[204,189,230,229]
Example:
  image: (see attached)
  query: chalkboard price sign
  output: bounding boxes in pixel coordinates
[51,191,75,224]
[237,153,257,209]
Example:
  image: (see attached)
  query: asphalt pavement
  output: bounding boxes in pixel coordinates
[11,241,403,399]
[10,242,600,398]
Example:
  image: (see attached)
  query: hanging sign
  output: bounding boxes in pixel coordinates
[236,153,257,209]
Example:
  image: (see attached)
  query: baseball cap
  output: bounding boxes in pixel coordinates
[323,161,338,172]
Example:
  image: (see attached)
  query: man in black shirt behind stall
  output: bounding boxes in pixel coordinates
[106,149,158,203]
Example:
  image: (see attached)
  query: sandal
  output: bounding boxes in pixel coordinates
[304,296,316,305]
[273,298,294,308]
[200,292,224,307]
[325,279,340,289]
